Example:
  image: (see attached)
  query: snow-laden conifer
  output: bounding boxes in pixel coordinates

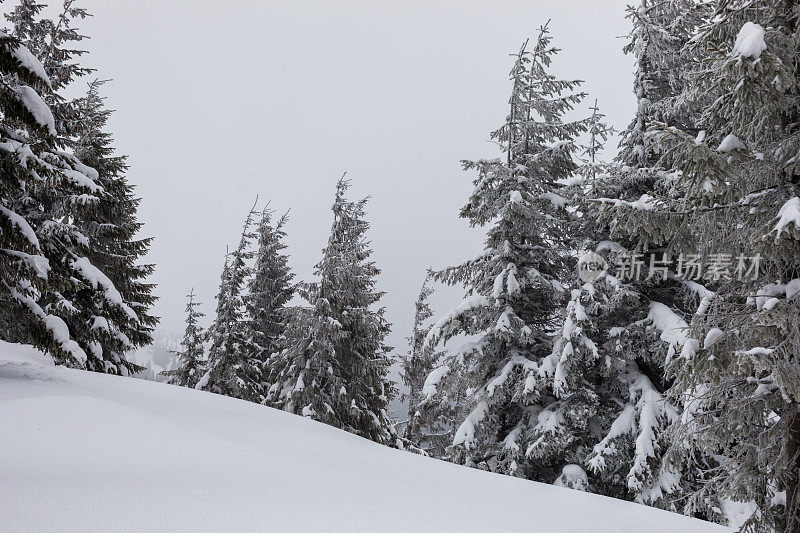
[423,24,589,477]
[200,207,262,402]
[162,289,205,388]
[268,178,397,446]
[0,5,142,373]
[247,207,294,387]
[622,2,800,529]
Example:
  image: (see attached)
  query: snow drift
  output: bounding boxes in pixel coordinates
[0,342,726,532]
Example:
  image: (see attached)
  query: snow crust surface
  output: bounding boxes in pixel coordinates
[0,341,727,532]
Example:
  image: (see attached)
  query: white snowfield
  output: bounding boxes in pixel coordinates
[0,341,727,533]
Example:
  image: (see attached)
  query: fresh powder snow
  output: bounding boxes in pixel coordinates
[716,134,745,153]
[0,341,727,533]
[13,84,56,136]
[732,22,767,60]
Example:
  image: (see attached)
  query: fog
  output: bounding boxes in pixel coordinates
[68,0,635,357]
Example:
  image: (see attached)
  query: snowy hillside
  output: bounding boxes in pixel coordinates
[0,342,726,533]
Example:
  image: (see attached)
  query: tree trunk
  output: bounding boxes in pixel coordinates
[785,408,800,533]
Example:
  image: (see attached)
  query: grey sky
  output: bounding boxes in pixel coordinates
[68,0,635,354]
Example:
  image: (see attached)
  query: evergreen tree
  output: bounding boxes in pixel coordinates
[200,207,262,402]
[0,10,141,371]
[247,207,294,387]
[67,80,157,372]
[572,0,721,512]
[268,177,397,446]
[162,289,205,388]
[400,274,448,453]
[2,1,149,374]
[621,1,800,529]
[618,0,706,168]
[423,24,588,478]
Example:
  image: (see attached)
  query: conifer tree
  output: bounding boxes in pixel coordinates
[572,1,721,511]
[66,80,157,372]
[618,0,706,168]
[0,9,142,371]
[200,208,262,402]
[619,2,800,529]
[423,24,588,478]
[268,177,397,446]
[162,289,205,388]
[2,1,151,374]
[400,275,448,452]
[247,207,294,384]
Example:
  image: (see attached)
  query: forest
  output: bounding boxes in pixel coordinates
[1,1,799,531]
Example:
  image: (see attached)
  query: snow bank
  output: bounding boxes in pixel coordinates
[0,342,726,532]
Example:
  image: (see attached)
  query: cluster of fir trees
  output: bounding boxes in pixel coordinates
[0,0,156,373]
[401,3,800,531]
[167,179,400,447]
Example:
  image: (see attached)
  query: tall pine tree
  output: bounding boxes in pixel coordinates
[267,177,397,446]
[1,1,152,374]
[623,1,800,529]
[247,207,294,387]
[200,207,262,402]
[423,24,588,478]
[1,4,144,373]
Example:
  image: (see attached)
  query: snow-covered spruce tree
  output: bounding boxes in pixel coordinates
[65,79,157,371]
[400,274,449,453]
[618,0,707,169]
[422,25,589,478]
[2,1,149,374]
[267,178,397,446]
[162,289,205,388]
[505,97,695,506]
[199,208,263,402]
[573,2,726,514]
[7,0,93,125]
[594,0,709,258]
[0,19,140,371]
[621,2,800,530]
[246,207,294,386]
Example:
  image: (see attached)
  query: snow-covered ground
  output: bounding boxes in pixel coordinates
[0,341,727,532]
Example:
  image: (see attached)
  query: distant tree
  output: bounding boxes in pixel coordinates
[200,207,262,402]
[400,275,448,453]
[162,289,205,388]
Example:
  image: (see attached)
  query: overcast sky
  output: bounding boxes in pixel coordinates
[42,0,636,354]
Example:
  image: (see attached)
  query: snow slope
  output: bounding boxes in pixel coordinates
[0,342,726,533]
